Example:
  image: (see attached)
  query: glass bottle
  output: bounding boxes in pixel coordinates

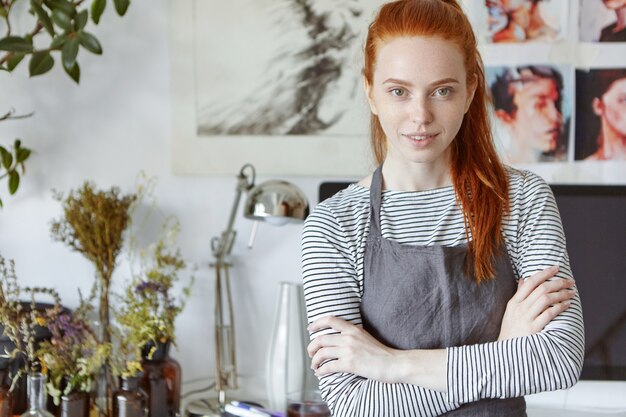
[20,372,54,417]
[58,391,90,417]
[0,359,13,417]
[113,376,147,417]
[140,342,181,417]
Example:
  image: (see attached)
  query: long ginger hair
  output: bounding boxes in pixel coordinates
[364,0,509,282]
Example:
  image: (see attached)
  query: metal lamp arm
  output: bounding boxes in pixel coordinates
[211,164,256,263]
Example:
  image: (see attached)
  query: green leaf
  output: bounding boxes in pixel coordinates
[6,52,25,71]
[113,0,129,16]
[62,37,79,69]
[50,33,69,49]
[51,9,72,31]
[0,146,8,167]
[29,51,54,76]
[0,36,34,52]
[78,31,102,54]
[2,150,13,170]
[45,0,74,16]
[91,0,106,24]
[31,0,55,36]
[0,197,3,208]
[8,171,19,195]
[14,139,21,149]
[64,61,80,83]
[75,9,88,30]
[17,148,31,163]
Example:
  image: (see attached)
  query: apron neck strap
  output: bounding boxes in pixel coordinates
[369,164,384,236]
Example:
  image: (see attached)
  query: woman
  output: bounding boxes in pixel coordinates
[302,1,584,416]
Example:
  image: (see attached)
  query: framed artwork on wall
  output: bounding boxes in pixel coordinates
[170,0,388,176]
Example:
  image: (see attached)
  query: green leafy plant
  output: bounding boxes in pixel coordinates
[0,0,131,204]
[0,110,32,207]
[0,0,130,81]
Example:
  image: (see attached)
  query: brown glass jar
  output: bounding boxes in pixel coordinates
[113,376,147,417]
[139,342,181,417]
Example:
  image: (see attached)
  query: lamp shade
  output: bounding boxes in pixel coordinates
[243,180,309,225]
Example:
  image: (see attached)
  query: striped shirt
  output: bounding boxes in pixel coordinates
[301,168,584,416]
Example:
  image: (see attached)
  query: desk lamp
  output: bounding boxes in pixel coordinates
[186,163,309,417]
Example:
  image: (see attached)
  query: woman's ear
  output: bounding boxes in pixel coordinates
[363,75,378,115]
[592,97,604,116]
[464,73,478,113]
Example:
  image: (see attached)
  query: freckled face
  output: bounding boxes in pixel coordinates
[365,36,475,171]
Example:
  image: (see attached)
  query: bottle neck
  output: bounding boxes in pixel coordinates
[120,376,140,391]
[27,373,47,411]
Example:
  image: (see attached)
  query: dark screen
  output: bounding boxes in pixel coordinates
[318,182,626,381]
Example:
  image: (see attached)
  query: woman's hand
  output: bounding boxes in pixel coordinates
[307,316,400,383]
[498,265,576,341]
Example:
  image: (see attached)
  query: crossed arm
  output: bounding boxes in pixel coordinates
[307,266,576,392]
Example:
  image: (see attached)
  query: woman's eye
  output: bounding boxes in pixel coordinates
[434,87,451,97]
[390,88,405,97]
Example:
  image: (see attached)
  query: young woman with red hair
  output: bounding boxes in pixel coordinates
[302,0,584,415]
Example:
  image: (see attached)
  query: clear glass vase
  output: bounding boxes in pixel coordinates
[20,372,54,417]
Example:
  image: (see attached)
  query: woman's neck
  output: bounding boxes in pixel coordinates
[381,157,452,192]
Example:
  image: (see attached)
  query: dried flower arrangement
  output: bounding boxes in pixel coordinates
[50,182,136,346]
[36,298,110,405]
[0,256,62,389]
[116,177,193,359]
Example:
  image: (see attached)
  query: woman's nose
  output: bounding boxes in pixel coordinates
[410,98,433,125]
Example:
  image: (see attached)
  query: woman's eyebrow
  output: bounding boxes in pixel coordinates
[382,77,460,87]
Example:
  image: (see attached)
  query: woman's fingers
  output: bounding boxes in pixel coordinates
[512,265,559,302]
[533,300,571,332]
[310,346,341,370]
[525,278,575,311]
[527,282,576,318]
[308,315,353,333]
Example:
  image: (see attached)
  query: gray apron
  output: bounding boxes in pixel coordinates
[361,165,526,416]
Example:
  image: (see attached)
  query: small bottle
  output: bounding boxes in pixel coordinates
[20,372,54,417]
[113,376,147,417]
[0,359,14,417]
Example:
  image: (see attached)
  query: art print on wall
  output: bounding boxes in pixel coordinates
[171,0,386,176]
[486,65,573,164]
[575,68,626,161]
[481,0,569,44]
